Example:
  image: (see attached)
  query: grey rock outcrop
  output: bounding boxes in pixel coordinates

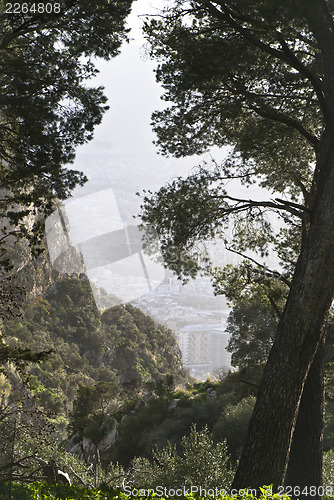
[68,417,118,465]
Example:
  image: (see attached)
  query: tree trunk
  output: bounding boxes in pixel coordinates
[284,342,325,500]
[231,139,334,489]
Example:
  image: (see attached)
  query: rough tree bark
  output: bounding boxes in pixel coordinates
[231,0,334,486]
[232,135,334,488]
[284,342,325,500]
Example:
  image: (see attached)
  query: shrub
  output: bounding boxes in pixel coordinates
[324,449,334,489]
[213,396,256,463]
[128,424,234,490]
[0,482,301,500]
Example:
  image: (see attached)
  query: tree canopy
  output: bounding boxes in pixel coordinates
[139,0,334,492]
[0,0,133,244]
[2,277,185,422]
[145,0,319,192]
[226,297,276,369]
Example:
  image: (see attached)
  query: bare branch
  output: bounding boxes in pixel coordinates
[66,465,88,487]
[224,245,292,288]
[274,198,309,212]
[0,454,36,473]
[216,194,307,218]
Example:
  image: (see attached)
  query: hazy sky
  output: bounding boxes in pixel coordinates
[66,0,271,214]
[52,0,278,304]
[67,1,201,199]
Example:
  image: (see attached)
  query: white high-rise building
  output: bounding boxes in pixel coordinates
[212,328,232,373]
[178,323,232,379]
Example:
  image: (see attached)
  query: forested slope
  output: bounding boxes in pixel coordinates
[2,276,185,428]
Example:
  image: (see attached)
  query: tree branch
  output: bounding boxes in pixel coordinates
[66,465,88,487]
[217,194,307,218]
[267,295,283,319]
[238,379,260,388]
[221,77,320,148]
[224,245,292,288]
[274,198,309,212]
[202,0,327,118]
[0,455,36,473]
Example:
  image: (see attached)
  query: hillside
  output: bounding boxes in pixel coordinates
[2,276,186,429]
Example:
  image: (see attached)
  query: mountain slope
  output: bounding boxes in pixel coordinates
[3,276,185,425]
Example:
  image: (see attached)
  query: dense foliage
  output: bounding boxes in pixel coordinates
[110,367,261,467]
[129,424,234,490]
[0,482,298,500]
[226,298,277,369]
[2,277,184,430]
[0,0,133,247]
[139,0,334,489]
